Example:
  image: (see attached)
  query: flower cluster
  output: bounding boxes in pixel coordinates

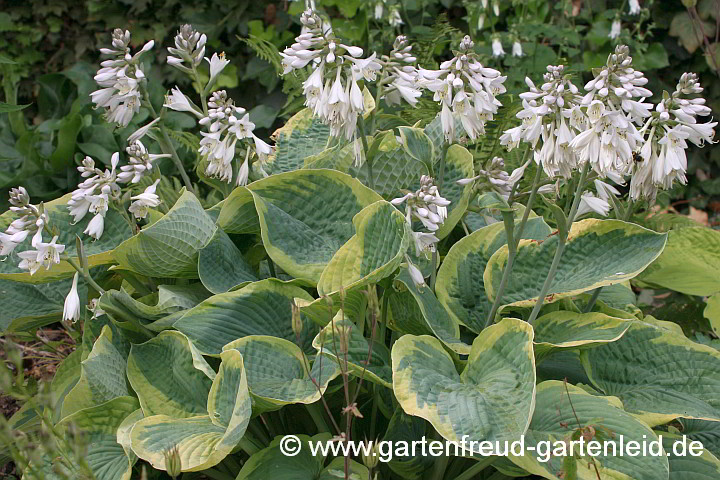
[2,187,66,275]
[167,24,207,72]
[420,36,507,143]
[283,9,380,142]
[630,72,716,202]
[501,65,583,179]
[569,46,650,178]
[91,29,154,127]
[379,35,422,108]
[198,90,273,186]
[392,176,451,287]
[457,156,529,200]
[68,154,123,240]
[118,140,170,184]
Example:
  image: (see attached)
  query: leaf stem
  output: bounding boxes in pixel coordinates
[358,115,374,191]
[65,256,104,295]
[528,163,589,325]
[142,88,196,194]
[485,161,543,328]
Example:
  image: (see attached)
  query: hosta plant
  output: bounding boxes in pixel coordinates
[2,3,720,480]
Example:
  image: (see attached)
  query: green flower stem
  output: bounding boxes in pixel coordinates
[358,115,374,191]
[191,64,209,116]
[438,142,450,187]
[485,162,544,328]
[142,88,196,194]
[65,256,105,295]
[451,457,497,480]
[158,125,196,195]
[528,163,590,325]
[430,249,439,292]
[370,71,386,133]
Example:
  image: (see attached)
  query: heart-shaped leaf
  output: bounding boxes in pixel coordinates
[174,279,317,355]
[130,348,252,472]
[485,219,667,308]
[436,217,552,333]
[391,318,536,443]
[639,227,720,296]
[113,190,217,278]
[249,169,381,284]
[581,320,720,426]
[318,200,410,295]
[223,335,340,412]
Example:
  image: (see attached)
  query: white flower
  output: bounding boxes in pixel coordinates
[389,8,403,27]
[412,231,439,258]
[576,192,611,217]
[118,141,170,184]
[84,214,105,240]
[407,260,426,287]
[419,36,506,142]
[492,38,505,58]
[18,251,42,275]
[492,0,500,16]
[0,230,29,256]
[512,41,523,57]
[128,179,161,219]
[609,19,622,40]
[63,272,81,322]
[91,29,150,127]
[164,87,203,118]
[207,52,230,87]
[629,0,641,15]
[392,175,451,231]
[167,24,207,69]
[34,235,65,271]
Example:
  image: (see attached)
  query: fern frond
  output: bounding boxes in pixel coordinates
[165,129,200,154]
[239,34,284,74]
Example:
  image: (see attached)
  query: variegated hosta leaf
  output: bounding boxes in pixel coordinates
[317,200,410,296]
[61,325,131,419]
[436,217,552,333]
[349,131,429,199]
[391,318,536,443]
[507,381,669,480]
[174,279,317,355]
[435,144,475,239]
[98,284,211,333]
[639,226,720,296]
[679,419,720,458]
[313,313,393,388]
[223,335,340,412]
[295,288,367,327]
[130,349,252,472]
[216,186,260,234]
[581,320,720,426]
[533,311,632,361]
[0,193,131,283]
[113,189,217,278]
[303,141,356,171]
[391,269,469,355]
[248,169,382,284]
[266,108,331,174]
[235,434,370,480]
[661,432,720,479]
[58,396,140,480]
[485,219,667,308]
[127,331,213,418]
[382,408,434,480]
[398,126,435,172]
[1,274,88,332]
[198,227,257,294]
